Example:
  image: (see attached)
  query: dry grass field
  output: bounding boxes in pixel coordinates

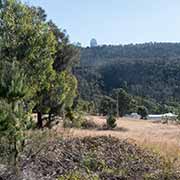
[56,116,180,163]
[2,116,180,179]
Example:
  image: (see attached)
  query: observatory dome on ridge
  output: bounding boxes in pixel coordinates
[90,38,98,47]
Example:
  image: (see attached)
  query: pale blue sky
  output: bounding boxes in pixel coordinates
[23,0,180,47]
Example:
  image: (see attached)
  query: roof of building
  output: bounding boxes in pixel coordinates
[148,113,177,118]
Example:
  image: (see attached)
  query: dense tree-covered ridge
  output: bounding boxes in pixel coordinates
[75,43,180,113]
[80,43,180,66]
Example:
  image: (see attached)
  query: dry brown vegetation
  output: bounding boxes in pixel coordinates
[1,116,180,179]
[55,116,180,162]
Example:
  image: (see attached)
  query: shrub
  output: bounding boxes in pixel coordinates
[58,171,99,180]
[64,108,85,128]
[106,115,117,129]
[176,110,180,124]
[137,106,148,119]
[0,62,29,167]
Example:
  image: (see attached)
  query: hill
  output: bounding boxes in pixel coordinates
[75,42,180,113]
[80,42,180,66]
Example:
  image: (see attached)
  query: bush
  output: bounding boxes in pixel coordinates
[137,106,148,119]
[176,110,180,124]
[106,115,117,129]
[58,170,99,180]
[64,108,85,128]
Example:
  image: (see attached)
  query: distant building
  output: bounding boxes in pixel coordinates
[127,112,177,121]
[130,113,141,119]
[90,38,98,47]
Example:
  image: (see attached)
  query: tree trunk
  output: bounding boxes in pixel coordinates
[37,112,43,128]
[116,94,119,117]
[48,112,51,122]
[13,139,18,167]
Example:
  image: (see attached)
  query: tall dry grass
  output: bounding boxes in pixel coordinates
[54,116,180,167]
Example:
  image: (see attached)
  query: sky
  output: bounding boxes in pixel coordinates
[23,0,180,47]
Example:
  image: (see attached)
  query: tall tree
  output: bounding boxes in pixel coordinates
[0,0,57,126]
[112,88,132,117]
[39,20,80,126]
[28,8,80,127]
[99,96,116,116]
[37,71,78,127]
[48,20,80,73]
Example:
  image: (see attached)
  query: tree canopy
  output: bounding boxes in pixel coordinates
[75,43,180,114]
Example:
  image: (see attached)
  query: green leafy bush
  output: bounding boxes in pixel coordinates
[82,152,106,172]
[106,115,117,129]
[137,106,148,119]
[58,171,99,180]
[0,62,29,166]
[64,108,85,128]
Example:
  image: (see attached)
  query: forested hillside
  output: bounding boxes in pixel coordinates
[75,43,180,114]
[80,43,180,66]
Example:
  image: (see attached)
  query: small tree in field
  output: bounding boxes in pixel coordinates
[137,106,148,119]
[106,114,117,129]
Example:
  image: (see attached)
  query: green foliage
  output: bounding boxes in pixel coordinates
[0,62,29,166]
[60,71,78,109]
[0,0,59,164]
[39,71,78,116]
[74,98,94,113]
[0,0,57,97]
[131,96,160,114]
[175,108,180,124]
[48,20,80,73]
[82,88,132,117]
[82,152,106,172]
[99,96,116,116]
[137,106,148,119]
[112,88,132,117]
[64,107,84,128]
[0,100,28,164]
[106,115,117,129]
[0,1,80,175]
[58,171,99,180]
[0,62,27,101]
[74,68,103,103]
[75,43,180,114]
[0,0,79,129]
[34,20,79,126]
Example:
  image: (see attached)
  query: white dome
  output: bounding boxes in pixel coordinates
[90,38,98,47]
